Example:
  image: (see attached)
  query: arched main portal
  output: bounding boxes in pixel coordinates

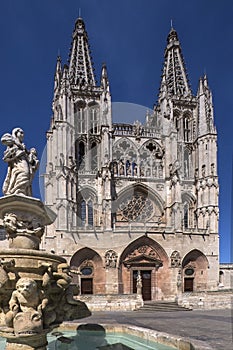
[70,247,105,295]
[182,249,209,292]
[119,236,170,301]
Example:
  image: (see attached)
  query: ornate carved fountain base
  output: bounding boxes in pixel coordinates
[0,195,91,349]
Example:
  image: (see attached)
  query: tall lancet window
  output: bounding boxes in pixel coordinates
[183,115,191,142]
[183,202,189,229]
[87,200,94,226]
[89,105,99,134]
[78,108,85,133]
[184,149,190,179]
[77,141,85,170]
[74,102,86,134]
[81,200,86,226]
[91,142,98,171]
[77,190,96,229]
[78,198,94,228]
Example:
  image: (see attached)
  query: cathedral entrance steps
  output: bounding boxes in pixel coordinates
[137,301,192,312]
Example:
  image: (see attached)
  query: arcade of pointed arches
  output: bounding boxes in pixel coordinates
[112,137,164,179]
[69,239,209,300]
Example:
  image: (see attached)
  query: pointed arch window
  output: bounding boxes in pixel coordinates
[173,111,180,131]
[184,149,190,179]
[79,199,94,227]
[89,106,99,134]
[74,101,86,134]
[87,200,94,226]
[81,200,86,226]
[184,202,189,229]
[91,142,98,171]
[183,117,190,142]
[175,117,179,130]
[138,141,164,179]
[77,141,85,170]
[79,108,85,133]
[75,107,86,133]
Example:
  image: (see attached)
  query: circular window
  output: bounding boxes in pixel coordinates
[81,267,93,276]
[119,192,154,222]
[185,268,194,276]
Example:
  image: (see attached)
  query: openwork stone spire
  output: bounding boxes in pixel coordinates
[159,27,191,98]
[68,17,96,87]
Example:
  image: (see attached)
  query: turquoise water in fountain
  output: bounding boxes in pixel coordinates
[0,328,177,349]
[46,330,177,350]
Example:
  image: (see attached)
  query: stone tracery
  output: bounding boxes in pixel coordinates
[112,138,164,179]
[118,191,154,222]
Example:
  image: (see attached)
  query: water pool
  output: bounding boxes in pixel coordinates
[0,323,182,349]
[46,325,178,350]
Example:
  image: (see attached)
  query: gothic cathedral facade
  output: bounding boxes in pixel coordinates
[43,17,219,301]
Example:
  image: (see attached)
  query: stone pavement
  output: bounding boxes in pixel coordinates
[74,308,233,350]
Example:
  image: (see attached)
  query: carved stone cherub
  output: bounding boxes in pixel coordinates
[5,277,53,330]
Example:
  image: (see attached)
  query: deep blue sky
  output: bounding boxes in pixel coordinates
[0,0,232,263]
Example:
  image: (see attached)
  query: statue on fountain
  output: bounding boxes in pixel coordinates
[1,127,39,197]
[0,128,91,350]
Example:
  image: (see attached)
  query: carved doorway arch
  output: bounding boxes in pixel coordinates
[70,247,105,294]
[182,249,209,292]
[119,236,169,301]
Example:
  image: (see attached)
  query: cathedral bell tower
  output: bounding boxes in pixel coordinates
[155,27,218,236]
[44,17,112,233]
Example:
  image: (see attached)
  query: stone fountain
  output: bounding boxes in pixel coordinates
[0,128,91,349]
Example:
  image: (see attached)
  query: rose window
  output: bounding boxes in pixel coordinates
[119,193,154,222]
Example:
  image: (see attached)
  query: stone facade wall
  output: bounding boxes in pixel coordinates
[179,291,233,310]
[219,264,233,289]
[77,293,143,311]
[42,17,223,303]
[42,229,220,300]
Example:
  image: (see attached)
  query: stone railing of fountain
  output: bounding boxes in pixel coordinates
[0,128,91,350]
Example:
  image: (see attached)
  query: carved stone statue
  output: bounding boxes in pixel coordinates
[170,250,181,268]
[0,128,91,349]
[1,128,39,196]
[105,250,118,268]
[5,278,49,331]
[136,271,142,295]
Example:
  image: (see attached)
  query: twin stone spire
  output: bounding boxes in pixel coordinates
[159,27,191,98]
[52,16,215,138]
[55,18,192,97]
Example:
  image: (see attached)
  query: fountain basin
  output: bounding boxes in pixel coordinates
[46,323,213,350]
[0,196,56,250]
[48,324,178,350]
[0,249,66,281]
[0,323,214,349]
[0,195,56,227]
